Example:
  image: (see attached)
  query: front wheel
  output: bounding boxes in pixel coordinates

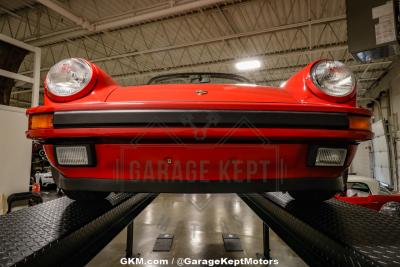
[288,190,337,202]
[63,190,110,201]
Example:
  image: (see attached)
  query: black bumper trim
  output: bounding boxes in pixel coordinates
[52,168,344,193]
[53,109,349,129]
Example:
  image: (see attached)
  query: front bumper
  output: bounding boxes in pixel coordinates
[27,109,372,141]
[28,108,371,192]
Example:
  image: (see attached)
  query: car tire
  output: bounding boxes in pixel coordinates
[63,190,110,201]
[288,190,337,202]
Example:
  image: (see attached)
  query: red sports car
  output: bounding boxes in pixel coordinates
[26,58,372,201]
[335,175,400,211]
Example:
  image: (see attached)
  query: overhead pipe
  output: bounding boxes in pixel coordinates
[36,0,95,31]
[94,0,227,31]
[36,0,226,34]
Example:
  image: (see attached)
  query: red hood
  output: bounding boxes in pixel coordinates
[106,83,297,103]
[34,82,370,115]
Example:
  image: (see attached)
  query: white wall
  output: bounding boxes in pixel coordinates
[388,76,400,191]
[0,105,31,214]
[361,59,400,192]
[350,141,373,177]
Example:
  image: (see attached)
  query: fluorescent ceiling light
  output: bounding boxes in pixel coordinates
[235,59,261,71]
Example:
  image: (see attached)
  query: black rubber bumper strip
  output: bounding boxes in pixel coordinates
[53,110,349,129]
[52,169,344,193]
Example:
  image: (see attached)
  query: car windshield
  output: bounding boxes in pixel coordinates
[148,73,252,85]
[379,185,391,195]
[346,182,371,197]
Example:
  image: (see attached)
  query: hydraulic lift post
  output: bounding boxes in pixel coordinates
[126,221,134,258]
[256,222,270,260]
[262,222,270,260]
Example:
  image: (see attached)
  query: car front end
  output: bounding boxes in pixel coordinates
[26,58,373,201]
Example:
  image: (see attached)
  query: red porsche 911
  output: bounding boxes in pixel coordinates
[26,58,372,201]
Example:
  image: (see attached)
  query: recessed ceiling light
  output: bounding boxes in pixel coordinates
[235,59,261,71]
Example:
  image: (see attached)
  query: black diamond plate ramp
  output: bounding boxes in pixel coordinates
[0,193,157,267]
[239,192,400,267]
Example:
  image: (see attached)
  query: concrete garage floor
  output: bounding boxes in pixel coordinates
[87,194,306,267]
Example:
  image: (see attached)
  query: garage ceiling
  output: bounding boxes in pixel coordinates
[0,0,392,107]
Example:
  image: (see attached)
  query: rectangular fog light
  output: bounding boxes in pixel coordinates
[315,148,347,166]
[55,145,94,166]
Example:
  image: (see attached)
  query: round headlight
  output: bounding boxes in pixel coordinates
[310,60,356,97]
[379,201,400,217]
[46,58,94,100]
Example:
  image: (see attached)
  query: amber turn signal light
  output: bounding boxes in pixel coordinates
[29,114,53,130]
[349,116,371,131]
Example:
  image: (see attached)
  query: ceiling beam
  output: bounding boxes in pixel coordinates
[89,15,346,64]
[37,0,94,31]
[29,0,229,46]
[364,57,400,99]
[20,14,347,75]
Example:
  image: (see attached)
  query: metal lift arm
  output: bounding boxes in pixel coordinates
[0,193,157,267]
[239,192,400,267]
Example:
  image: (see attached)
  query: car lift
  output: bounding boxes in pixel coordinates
[239,192,400,267]
[0,193,157,267]
[1,192,400,267]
